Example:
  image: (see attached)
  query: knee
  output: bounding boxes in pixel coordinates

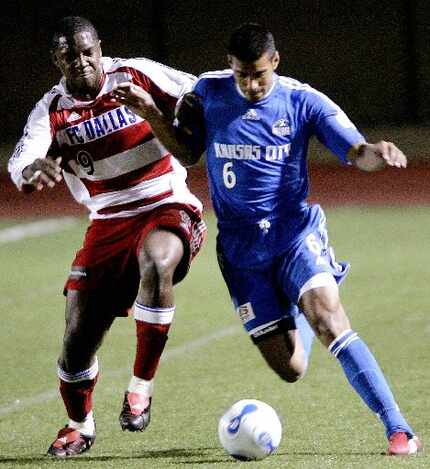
[312,301,341,337]
[282,359,308,383]
[138,230,184,290]
[300,288,350,346]
[277,367,306,383]
[269,357,308,383]
[279,368,305,383]
[139,254,174,287]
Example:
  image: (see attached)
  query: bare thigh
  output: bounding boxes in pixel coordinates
[137,229,184,307]
[299,285,350,347]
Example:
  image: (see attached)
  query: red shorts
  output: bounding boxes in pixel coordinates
[64,204,206,316]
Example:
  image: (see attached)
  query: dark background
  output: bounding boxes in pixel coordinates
[1,0,429,144]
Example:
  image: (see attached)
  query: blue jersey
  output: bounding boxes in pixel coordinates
[193,70,365,266]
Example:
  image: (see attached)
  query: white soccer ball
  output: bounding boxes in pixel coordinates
[218,399,282,461]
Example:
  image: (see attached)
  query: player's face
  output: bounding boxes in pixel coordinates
[228,51,280,102]
[52,31,103,99]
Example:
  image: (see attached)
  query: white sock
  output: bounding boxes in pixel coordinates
[68,410,95,437]
[128,376,154,397]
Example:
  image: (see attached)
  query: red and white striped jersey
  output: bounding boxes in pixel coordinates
[8,57,202,219]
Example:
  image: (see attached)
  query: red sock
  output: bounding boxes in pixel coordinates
[59,374,98,422]
[133,320,171,380]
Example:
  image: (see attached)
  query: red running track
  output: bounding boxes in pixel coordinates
[0,164,429,219]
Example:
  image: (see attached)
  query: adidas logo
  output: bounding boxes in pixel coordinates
[242,109,260,120]
[67,111,81,123]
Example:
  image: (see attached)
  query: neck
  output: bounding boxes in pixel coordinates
[68,74,104,101]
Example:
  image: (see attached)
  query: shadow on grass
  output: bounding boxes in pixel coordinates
[0,447,231,465]
[0,447,402,465]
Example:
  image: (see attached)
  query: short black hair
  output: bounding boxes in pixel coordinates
[228,23,276,62]
[51,16,99,50]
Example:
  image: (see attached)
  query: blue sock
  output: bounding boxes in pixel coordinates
[329,330,413,438]
[296,313,315,363]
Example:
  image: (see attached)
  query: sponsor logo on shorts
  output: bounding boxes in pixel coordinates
[190,220,206,257]
[237,302,256,324]
[69,266,88,279]
[252,323,279,338]
[179,210,192,234]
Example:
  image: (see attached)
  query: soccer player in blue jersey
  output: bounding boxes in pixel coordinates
[114,23,421,456]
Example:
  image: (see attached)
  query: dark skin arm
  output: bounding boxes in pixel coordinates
[112,83,202,166]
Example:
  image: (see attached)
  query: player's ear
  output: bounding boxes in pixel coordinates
[227,54,234,68]
[272,51,280,70]
[51,49,60,69]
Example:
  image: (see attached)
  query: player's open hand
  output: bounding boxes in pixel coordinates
[351,141,407,171]
[22,157,62,192]
[112,82,160,120]
[367,140,407,168]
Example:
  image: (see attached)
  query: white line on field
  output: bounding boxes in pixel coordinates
[0,217,79,244]
[0,325,240,417]
[0,390,59,417]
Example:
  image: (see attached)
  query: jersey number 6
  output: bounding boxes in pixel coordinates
[223,162,236,189]
[306,233,327,266]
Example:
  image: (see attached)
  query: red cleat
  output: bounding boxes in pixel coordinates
[47,425,95,457]
[387,432,422,456]
[119,391,151,432]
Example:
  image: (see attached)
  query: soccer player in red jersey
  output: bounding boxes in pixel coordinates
[8,16,206,457]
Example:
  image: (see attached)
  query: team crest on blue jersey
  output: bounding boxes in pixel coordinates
[242,109,260,121]
[272,118,291,136]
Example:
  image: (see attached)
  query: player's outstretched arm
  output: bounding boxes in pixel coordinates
[348,141,407,172]
[112,83,202,167]
[21,157,63,193]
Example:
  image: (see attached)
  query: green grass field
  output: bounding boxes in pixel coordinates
[0,208,428,468]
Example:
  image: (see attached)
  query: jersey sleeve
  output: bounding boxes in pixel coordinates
[306,89,365,163]
[192,76,207,99]
[8,91,56,190]
[125,58,197,117]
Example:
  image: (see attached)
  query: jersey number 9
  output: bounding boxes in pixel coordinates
[76,150,95,175]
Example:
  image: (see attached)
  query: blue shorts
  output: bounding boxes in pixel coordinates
[217,205,349,340]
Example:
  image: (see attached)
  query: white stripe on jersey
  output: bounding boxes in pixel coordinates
[117,57,195,98]
[88,172,173,209]
[193,70,233,93]
[278,76,356,128]
[64,159,200,220]
[197,69,233,80]
[67,138,168,181]
[278,76,338,106]
[277,76,312,91]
